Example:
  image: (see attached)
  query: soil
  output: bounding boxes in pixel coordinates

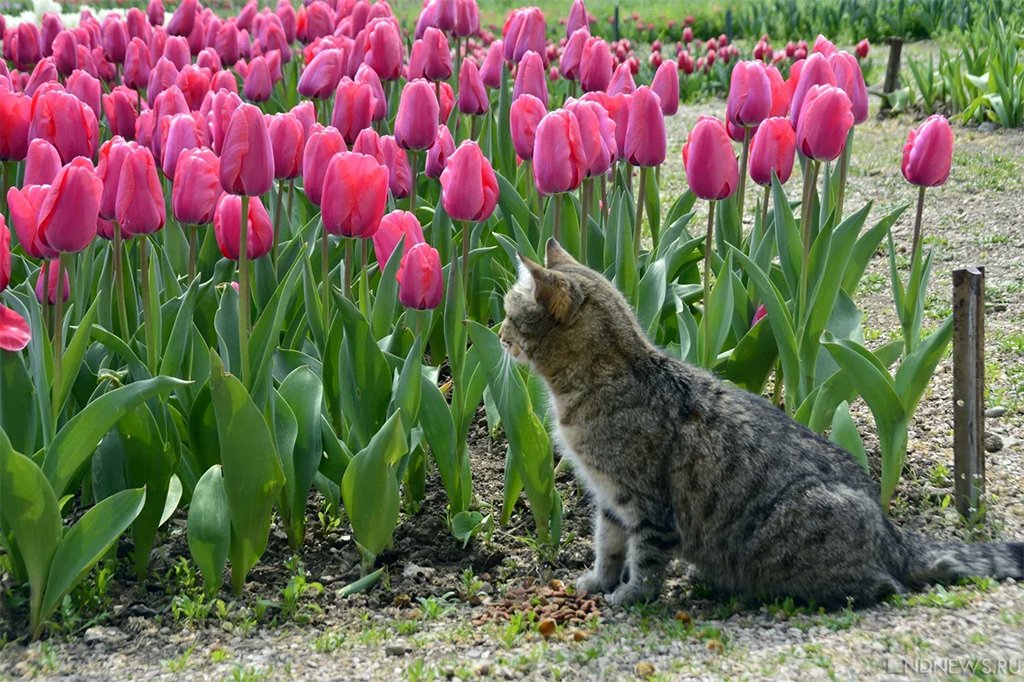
[2,62,1024,682]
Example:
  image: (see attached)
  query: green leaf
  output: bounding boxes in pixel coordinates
[208,351,285,595]
[341,410,408,568]
[451,511,487,548]
[214,283,241,377]
[43,376,188,498]
[636,257,667,338]
[41,487,146,636]
[699,251,735,368]
[371,239,406,340]
[249,258,303,392]
[830,401,869,473]
[842,204,907,294]
[278,367,324,549]
[159,279,200,379]
[895,315,953,416]
[496,171,532,237]
[1,350,39,455]
[54,300,97,417]
[187,465,231,596]
[337,296,393,450]
[418,372,462,512]
[771,175,802,298]
[0,435,61,639]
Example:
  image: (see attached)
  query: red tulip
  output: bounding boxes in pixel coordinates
[29,90,100,165]
[565,98,616,177]
[126,8,151,43]
[0,90,32,161]
[502,7,546,65]
[789,53,835,128]
[829,51,868,125]
[420,27,452,82]
[682,116,739,200]
[513,50,548,108]
[855,39,870,60]
[624,87,666,167]
[332,77,375,145]
[302,124,346,206]
[24,139,62,186]
[7,184,56,259]
[116,145,165,236]
[651,59,679,116]
[356,63,388,122]
[380,135,412,199]
[374,209,425,266]
[748,117,797,186]
[902,114,953,187]
[35,260,70,305]
[579,36,612,92]
[36,157,102,252]
[532,110,587,196]
[214,21,241,66]
[397,242,443,309]
[438,82,454,124]
[291,101,316,138]
[395,79,439,151]
[363,18,403,81]
[454,0,480,38]
[795,85,853,162]
[608,62,637,96]
[214,193,273,260]
[561,28,589,81]
[211,69,238,94]
[752,303,767,326]
[727,60,771,129]
[297,49,343,100]
[267,113,304,180]
[67,69,102,118]
[480,40,503,89]
[440,141,498,222]
[0,300,31,351]
[425,125,455,179]
[321,152,388,238]
[243,55,273,102]
[123,38,151,90]
[24,59,57,99]
[161,112,208,179]
[173,147,222,225]
[458,58,488,116]
[510,93,545,161]
[276,0,297,43]
[220,103,274,196]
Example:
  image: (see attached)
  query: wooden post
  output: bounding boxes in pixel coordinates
[880,37,903,114]
[725,9,733,44]
[613,4,620,43]
[952,266,985,518]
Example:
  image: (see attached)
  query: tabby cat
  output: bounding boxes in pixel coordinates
[500,239,1023,607]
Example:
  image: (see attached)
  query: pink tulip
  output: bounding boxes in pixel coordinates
[795,85,853,162]
[176,64,211,110]
[480,40,503,89]
[123,38,151,90]
[214,193,273,260]
[458,58,488,116]
[35,260,70,305]
[380,135,412,199]
[513,50,548,107]
[425,125,455,179]
[748,117,797,186]
[103,86,139,140]
[146,56,180,106]
[902,115,953,187]
[812,34,837,58]
[321,152,389,238]
[24,139,62,186]
[7,184,57,259]
[173,147,222,225]
[363,18,403,81]
[147,0,165,27]
[160,112,208,179]
[243,55,272,102]
[397,242,443,309]
[421,27,452,82]
[395,79,439,151]
[651,59,679,116]
[855,39,870,60]
[167,0,197,37]
[532,110,587,196]
[332,77,375,145]
[440,141,498,222]
[565,98,616,177]
[267,113,304,180]
[765,64,789,117]
[37,157,103,252]
[682,116,739,200]
[302,125,346,206]
[373,210,425,266]
[502,7,546,65]
[608,62,636,96]
[567,0,589,36]
[25,59,58,98]
[560,28,589,81]
[624,87,666,167]
[353,127,384,162]
[101,15,129,64]
[220,103,274,196]
[510,93,546,161]
[829,51,868,125]
[207,89,242,155]
[291,101,316,137]
[0,91,31,161]
[727,60,771,129]
[52,30,78,76]
[116,145,165,236]
[356,63,388,121]
[789,53,835,128]
[579,36,612,92]
[28,89,99,164]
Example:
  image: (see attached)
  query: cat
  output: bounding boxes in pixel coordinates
[500,238,1023,608]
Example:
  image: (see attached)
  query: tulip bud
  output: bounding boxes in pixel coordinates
[567,0,589,37]
[302,124,347,207]
[510,93,546,161]
[502,7,546,65]
[901,114,953,187]
[513,50,548,108]
[24,139,62,186]
[789,53,835,128]
[398,242,443,309]
[440,140,498,222]
[748,117,797,186]
[624,87,666,167]
[356,63,388,121]
[353,127,384,162]
[364,17,403,81]
[458,58,488,116]
[332,77,375,145]
[564,98,616,177]
[0,91,31,161]
[682,116,738,200]
[380,135,412,199]
[321,152,389,238]
[420,27,452,82]
[36,260,70,305]
[220,103,274,196]
[727,60,772,129]
[7,184,57,260]
[116,145,166,236]
[765,64,789,118]
[651,59,679,116]
[480,40,503,89]
[124,38,151,90]
[829,51,868,125]
[103,86,139,140]
[579,37,612,92]
[532,110,587,196]
[267,113,304,180]
[608,62,636,96]
[173,148,223,225]
[214,193,274,260]
[374,209,425,266]
[37,157,103,252]
[28,89,100,164]
[855,39,870,60]
[795,85,853,162]
[0,218,10,293]
[561,28,589,82]
[395,79,439,151]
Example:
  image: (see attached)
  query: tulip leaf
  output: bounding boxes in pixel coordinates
[643,166,661,250]
[842,204,906,294]
[698,251,735,369]
[663,189,697,229]
[42,487,146,638]
[614,190,638,305]
[214,284,241,378]
[894,315,953,416]
[337,296,393,451]
[452,511,488,548]
[341,410,407,569]
[496,172,532,238]
[187,465,231,596]
[55,300,98,418]
[208,350,285,595]
[724,318,777,394]
[43,375,188,498]
[1,349,39,456]
[637,256,667,339]
[371,239,406,340]
[89,325,151,381]
[278,367,324,549]
[830,401,869,473]
[159,279,200,380]
[418,372,461,512]
[771,175,802,299]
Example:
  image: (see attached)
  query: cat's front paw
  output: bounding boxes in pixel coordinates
[576,569,619,595]
[605,581,660,607]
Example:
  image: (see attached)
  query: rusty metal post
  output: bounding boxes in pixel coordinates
[880,37,904,114]
[952,266,985,518]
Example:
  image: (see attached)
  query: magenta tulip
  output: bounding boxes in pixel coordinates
[440,141,498,222]
[532,110,587,196]
[24,139,62,186]
[564,98,616,177]
[789,53,835,128]
[513,50,548,107]
[502,7,546,65]
[173,148,222,225]
[116,146,165,236]
[829,51,868,125]
[902,115,953,187]
[380,135,412,199]
[651,59,679,116]
[682,116,739,200]
[748,117,797,186]
[395,79,439,151]
[302,124,346,206]
[458,58,488,116]
[624,87,666,167]
[37,157,103,252]
[425,125,455,179]
[7,184,57,260]
[220,103,274,196]
[795,85,853,162]
[268,113,304,180]
[160,112,208,179]
[397,242,443,309]
[214,193,273,260]
[332,77,375,145]
[321,152,389,238]
[373,210,425,266]
[480,40,503,89]
[510,94,546,161]
[560,28,589,82]
[579,37,613,92]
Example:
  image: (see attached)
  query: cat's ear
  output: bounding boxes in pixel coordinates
[517,253,573,322]
[545,238,576,268]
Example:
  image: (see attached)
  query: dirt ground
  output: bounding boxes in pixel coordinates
[2,95,1023,682]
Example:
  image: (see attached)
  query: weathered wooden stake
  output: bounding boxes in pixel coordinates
[952,266,985,518]
[880,37,904,114]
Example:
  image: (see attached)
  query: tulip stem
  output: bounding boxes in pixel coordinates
[835,128,854,222]
[911,185,926,265]
[286,180,296,235]
[798,159,820,320]
[737,126,752,224]
[580,180,590,265]
[272,181,284,270]
[113,223,130,339]
[51,254,68,423]
[188,224,198,281]
[139,238,158,376]
[633,166,646,260]
[462,221,471,298]
[600,173,608,227]
[470,114,479,141]
[760,185,771,237]
[703,201,717,369]
[359,238,370,320]
[553,193,563,243]
[321,224,331,325]
[409,151,419,215]
[238,195,251,387]
[344,237,354,299]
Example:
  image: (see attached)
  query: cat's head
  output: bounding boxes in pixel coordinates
[500,239,644,378]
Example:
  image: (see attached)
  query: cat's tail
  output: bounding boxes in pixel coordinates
[904,536,1024,586]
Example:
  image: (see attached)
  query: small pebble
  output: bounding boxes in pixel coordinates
[985,433,1004,453]
[985,406,1006,418]
[634,661,655,678]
